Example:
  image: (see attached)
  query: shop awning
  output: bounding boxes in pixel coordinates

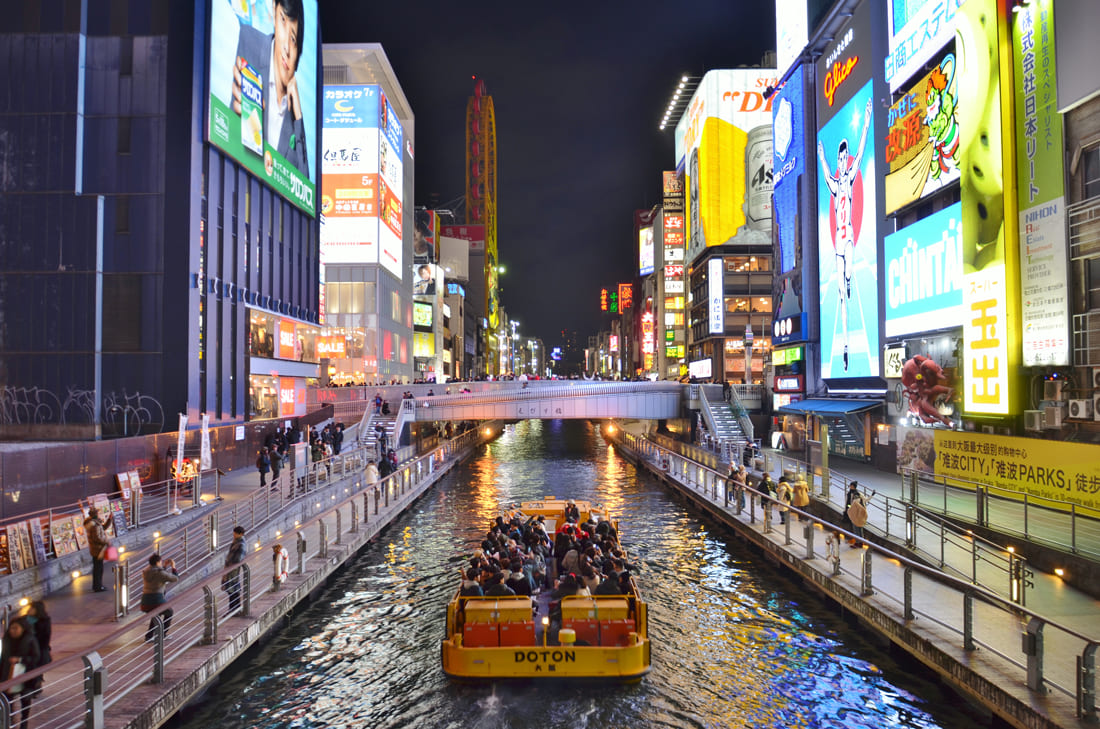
[776,399,881,416]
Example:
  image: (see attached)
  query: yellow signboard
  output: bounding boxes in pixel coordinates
[897,427,1100,510]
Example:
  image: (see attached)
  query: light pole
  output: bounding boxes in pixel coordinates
[510,320,519,376]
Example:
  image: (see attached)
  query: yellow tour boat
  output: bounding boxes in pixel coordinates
[441,497,651,681]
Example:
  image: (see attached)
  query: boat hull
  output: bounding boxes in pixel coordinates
[441,639,651,681]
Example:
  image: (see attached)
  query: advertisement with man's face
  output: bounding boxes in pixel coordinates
[208,0,318,215]
[414,209,438,263]
[816,2,879,382]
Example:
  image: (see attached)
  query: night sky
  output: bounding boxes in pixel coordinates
[319,1,774,347]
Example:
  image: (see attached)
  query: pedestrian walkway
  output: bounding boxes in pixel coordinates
[614,427,1099,728]
[44,463,280,664]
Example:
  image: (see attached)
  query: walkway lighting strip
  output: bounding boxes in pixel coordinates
[660,75,699,132]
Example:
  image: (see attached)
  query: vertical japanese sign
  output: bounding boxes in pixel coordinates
[176,414,188,480]
[708,257,724,334]
[1014,0,1069,366]
[321,85,380,265]
[958,0,1016,414]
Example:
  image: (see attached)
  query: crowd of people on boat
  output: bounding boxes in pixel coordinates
[458,501,640,639]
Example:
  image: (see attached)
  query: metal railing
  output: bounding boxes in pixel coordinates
[415,381,682,411]
[614,429,1098,722]
[0,427,486,729]
[897,468,1100,562]
[763,451,1033,606]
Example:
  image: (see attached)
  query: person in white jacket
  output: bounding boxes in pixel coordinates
[365,459,380,485]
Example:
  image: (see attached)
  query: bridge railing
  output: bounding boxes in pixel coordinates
[412,381,683,412]
[613,428,1098,722]
[0,427,487,729]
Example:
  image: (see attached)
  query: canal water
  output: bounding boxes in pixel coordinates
[174,420,988,728]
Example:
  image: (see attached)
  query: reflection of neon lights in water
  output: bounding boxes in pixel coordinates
[174,419,983,729]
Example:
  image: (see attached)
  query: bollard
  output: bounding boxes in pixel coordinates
[804,523,814,560]
[209,512,219,553]
[763,499,772,534]
[335,509,343,545]
[749,492,756,524]
[963,592,975,651]
[904,567,914,620]
[113,560,130,620]
[320,521,329,558]
[783,513,792,546]
[351,502,359,533]
[1024,617,1047,694]
[860,550,873,596]
[202,586,218,645]
[150,615,166,683]
[1079,644,1097,721]
[83,652,106,729]
[241,564,252,618]
[297,532,307,574]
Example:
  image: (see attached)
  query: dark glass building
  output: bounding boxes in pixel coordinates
[0,0,322,440]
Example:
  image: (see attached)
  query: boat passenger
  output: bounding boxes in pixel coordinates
[484,572,516,597]
[594,569,623,595]
[505,560,532,596]
[580,564,601,593]
[459,568,483,597]
[564,499,580,522]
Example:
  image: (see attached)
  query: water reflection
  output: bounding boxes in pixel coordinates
[172,420,984,729]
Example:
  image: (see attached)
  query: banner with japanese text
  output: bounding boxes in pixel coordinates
[897,427,1100,510]
[1013,0,1069,366]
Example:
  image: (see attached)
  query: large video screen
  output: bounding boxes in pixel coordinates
[208,0,318,216]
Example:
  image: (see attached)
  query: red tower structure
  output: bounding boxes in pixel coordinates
[466,79,501,371]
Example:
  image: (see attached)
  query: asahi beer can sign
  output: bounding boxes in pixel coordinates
[745,125,773,231]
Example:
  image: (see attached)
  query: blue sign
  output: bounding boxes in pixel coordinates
[883,202,964,337]
[773,66,805,275]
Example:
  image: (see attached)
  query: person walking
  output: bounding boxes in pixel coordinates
[256,447,271,488]
[792,476,811,521]
[222,526,246,614]
[844,481,874,546]
[364,459,380,485]
[22,601,51,670]
[775,477,792,525]
[83,507,113,592]
[333,424,344,455]
[1,618,41,729]
[269,447,282,492]
[141,554,179,641]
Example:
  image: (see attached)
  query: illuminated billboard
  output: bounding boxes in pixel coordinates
[413,331,434,358]
[884,52,962,215]
[413,301,432,328]
[619,283,633,311]
[958,0,1016,414]
[413,263,439,298]
[414,209,438,263]
[884,203,964,337]
[674,69,777,257]
[772,64,805,274]
[208,0,318,215]
[639,227,654,276]
[816,2,880,381]
[1014,0,1069,367]
[885,0,961,92]
[377,91,404,277]
[320,85,379,265]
